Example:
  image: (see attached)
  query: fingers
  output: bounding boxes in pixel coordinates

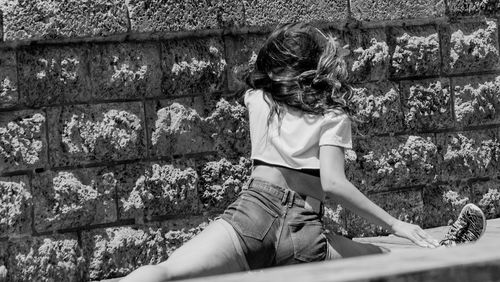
[408,227,439,248]
[416,228,440,248]
[391,220,440,248]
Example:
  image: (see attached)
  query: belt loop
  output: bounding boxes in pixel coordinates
[287,190,294,208]
[243,178,254,190]
[281,190,290,206]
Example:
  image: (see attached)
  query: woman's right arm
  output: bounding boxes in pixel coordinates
[319,145,439,248]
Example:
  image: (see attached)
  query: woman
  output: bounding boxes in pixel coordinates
[121,22,440,282]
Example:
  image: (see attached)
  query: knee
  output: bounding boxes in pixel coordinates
[119,264,171,282]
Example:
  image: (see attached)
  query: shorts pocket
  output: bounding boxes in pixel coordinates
[289,221,327,262]
[229,193,278,240]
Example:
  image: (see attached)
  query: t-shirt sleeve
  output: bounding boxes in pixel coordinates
[319,113,353,149]
[244,89,258,107]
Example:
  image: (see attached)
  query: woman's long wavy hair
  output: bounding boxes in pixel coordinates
[246,22,353,123]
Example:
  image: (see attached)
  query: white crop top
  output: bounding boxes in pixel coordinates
[245,89,352,170]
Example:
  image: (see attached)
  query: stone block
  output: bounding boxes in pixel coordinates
[18,45,91,107]
[422,183,470,228]
[147,97,212,158]
[0,50,18,109]
[118,161,200,221]
[452,75,500,127]
[350,0,446,21]
[205,99,250,158]
[448,0,500,16]
[0,241,7,281]
[350,81,404,135]
[475,179,500,219]
[127,0,244,32]
[82,218,208,280]
[7,234,86,282]
[1,0,128,41]
[0,110,46,173]
[90,43,162,100]
[225,34,267,91]
[48,102,146,167]
[0,176,31,237]
[32,168,117,232]
[322,201,348,237]
[351,135,438,193]
[161,37,226,97]
[436,129,500,181]
[199,157,252,211]
[400,78,453,130]
[345,189,424,237]
[442,20,500,74]
[390,25,440,78]
[346,28,389,83]
[243,0,348,26]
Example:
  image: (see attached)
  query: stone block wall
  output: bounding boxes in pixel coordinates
[0,0,499,281]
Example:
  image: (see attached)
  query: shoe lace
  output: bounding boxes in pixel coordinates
[441,209,482,245]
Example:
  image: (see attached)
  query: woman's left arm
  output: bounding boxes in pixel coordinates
[319,145,439,248]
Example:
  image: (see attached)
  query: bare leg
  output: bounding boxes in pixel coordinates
[325,231,389,260]
[120,219,248,282]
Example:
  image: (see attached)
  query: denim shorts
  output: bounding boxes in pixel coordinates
[220,178,327,269]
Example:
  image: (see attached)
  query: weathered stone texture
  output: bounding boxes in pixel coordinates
[48,102,145,167]
[0,111,46,173]
[148,97,249,159]
[322,202,348,237]
[119,161,200,221]
[90,43,162,100]
[0,176,31,237]
[1,0,129,41]
[350,81,404,135]
[401,78,452,130]
[199,157,252,211]
[476,179,500,219]
[448,0,500,16]
[423,183,470,227]
[350,0,446,21]
[127,0,244,33]
[0,51,18,109]
[351,135,438,192]
[148,97,212,157]
[444,20,500,74]
[161,38,226,97]
[7,234,86,282]
[225,34,267,91]
[347,28,389,83]
[346,189,424,237]
[243,0,348,26]
[437,130,500,181]
[453,75,500,126]
[390,25,440,78]
[32,169,117,232]
[82,218,208,280]
[18,46,91,107]
[205,99,250,158]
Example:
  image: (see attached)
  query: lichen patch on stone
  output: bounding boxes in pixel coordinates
[62,110,141,154]
[450,20,499,72]
[0,113,45,171]
[0,178,31,236]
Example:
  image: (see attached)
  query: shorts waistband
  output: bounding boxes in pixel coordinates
[246,178,324,215]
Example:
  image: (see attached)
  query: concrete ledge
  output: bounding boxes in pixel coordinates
[97,219,500,282]
[177,240,500,282]
[177,219,500,282]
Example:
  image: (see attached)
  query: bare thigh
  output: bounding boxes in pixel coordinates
[159,219,249,280]
[325,231,390,260]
